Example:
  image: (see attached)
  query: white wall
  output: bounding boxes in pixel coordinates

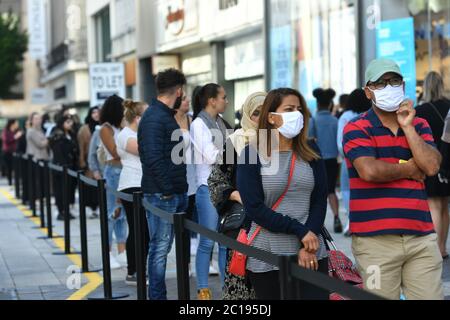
[201,0,264,41]
[86,0,110,16]
[153,0,263,53]
[136,0,158,58]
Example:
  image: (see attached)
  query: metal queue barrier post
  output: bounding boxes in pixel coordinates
[53,165,79,255]
[21,155,28,206]
[133,191,147,300]
[14,153,20,199]
[38,161,45,229]
[173,212,190,300]
[38,161,61,240]
[278,255,300,300]
[77,171,101,273]
[88,179,129,300]
[28,156,36,217]
[30,160,45,230]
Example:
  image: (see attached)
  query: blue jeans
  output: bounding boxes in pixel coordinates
[104,165,128,245]
[145,193,188,300]
[195,185,227,290]
[340,163,350,216]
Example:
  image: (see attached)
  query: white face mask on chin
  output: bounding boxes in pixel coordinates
[370,85,405,113]
[272,111,304,139]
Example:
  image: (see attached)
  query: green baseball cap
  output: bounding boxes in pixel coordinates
[365,59,402,85]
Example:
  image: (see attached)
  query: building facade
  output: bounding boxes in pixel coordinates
[8,0,448,121]
[136,0,265,124]
[39,0,89,114]
[87,0,138,103]
[0,0,45,120]
[266,0,450,112]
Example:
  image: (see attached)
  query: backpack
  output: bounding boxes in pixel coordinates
[97,123,113,167]
[96,143,107,167]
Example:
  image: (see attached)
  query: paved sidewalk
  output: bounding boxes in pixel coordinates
[0,178,449,300]
[0,183,78,300]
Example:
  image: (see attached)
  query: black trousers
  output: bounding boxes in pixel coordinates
[247,258,329,300]
[52,171,77,215]
[121,187,150,276]
[3,152,13,185]
[21,157,29,202]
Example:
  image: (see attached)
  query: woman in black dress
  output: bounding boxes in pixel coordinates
[416,71,450,259]
[49,115,79,221]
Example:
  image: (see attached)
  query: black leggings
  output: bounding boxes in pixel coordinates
[247,258,329,300]
[121,187,150,276]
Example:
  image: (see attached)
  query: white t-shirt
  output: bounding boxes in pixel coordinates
[117,127,142,191]
[190,117,221,188]
[183,130,197,196]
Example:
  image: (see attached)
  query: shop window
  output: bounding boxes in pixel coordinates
[269,0,357,114]
[408,0,450,96]
[95,7,112,62]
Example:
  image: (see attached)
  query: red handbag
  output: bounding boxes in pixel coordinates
[229,154,297,277]
[321,227,364,300]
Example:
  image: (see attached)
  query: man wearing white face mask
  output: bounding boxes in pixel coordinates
[343,59,444,300]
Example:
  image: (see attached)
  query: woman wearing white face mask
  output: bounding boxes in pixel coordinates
[236,88,329,300]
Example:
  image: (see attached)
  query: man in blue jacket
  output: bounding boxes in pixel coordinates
[138,68,188,300]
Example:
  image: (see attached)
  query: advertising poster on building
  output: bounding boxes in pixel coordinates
[270,25,292,89]
[376,17,417,104]
[89,63,126,107]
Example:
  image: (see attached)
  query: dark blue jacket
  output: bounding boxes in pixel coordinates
[138,99,188,196]
[236,142,328,241]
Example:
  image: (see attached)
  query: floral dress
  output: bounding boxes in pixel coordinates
[208,161,256,300]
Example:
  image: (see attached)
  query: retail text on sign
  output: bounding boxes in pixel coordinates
[89,63,126,107]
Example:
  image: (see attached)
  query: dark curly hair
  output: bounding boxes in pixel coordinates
[347,89,372,114]
[100,95,124,128]
[156,68,187,96]
[313,88,336,109]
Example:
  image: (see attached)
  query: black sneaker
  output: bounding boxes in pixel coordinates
[57,213,76,221]
[334,217,343,233]
[125,274,137,286]
[90,212,99,220]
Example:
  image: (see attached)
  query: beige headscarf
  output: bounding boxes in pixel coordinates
[229,92,267,155]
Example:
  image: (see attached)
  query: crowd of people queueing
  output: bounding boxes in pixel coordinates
[2,58,450,301]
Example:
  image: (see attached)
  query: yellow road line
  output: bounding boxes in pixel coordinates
[0,189,103,300]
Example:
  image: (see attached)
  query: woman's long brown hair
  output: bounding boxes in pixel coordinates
[258,88,320,162]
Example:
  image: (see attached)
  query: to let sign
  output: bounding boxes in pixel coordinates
[89,63,126,107]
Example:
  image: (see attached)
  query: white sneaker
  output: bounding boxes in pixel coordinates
[209,262,219,276]
[116,252,128,267]
[110,253,121,270]
[190,238,198,256]
[189,264,196,277]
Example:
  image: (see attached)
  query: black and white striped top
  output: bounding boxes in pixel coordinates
[247,151,328,273]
